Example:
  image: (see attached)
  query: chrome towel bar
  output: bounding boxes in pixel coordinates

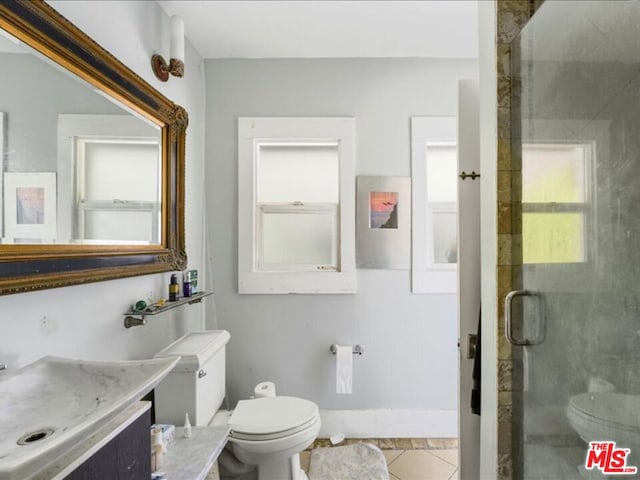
[329,344,364,355]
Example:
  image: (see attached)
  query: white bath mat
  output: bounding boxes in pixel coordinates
[308,443,389,480]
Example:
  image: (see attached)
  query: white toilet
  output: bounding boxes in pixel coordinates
[154,330,321,480]
[567,392,640,447]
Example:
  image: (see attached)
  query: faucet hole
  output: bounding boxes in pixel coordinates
[17,428,55,445]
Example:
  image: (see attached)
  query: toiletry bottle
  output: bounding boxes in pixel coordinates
[151,428,166,471]
[169,274,179,301]
[183,271,192,298]
[183,413,192,438]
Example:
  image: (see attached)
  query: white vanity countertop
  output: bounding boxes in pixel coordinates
[160,425,230,480]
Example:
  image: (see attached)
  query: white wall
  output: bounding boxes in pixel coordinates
[0,1,207,369]
[205,58,477,435]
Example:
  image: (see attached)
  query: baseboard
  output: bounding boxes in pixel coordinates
[318,409,457,439]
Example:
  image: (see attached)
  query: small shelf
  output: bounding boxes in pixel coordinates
[124,291,213,328]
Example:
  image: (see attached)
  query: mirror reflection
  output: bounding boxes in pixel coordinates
[0,30,162,246]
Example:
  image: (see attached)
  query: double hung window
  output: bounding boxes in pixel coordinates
[238,118,356,294]
[522,143,591,264]
[411,116,458,293]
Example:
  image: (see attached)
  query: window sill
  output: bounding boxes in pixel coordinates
[239,271,356,294]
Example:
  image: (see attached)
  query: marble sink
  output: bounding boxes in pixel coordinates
[0,355,180,480]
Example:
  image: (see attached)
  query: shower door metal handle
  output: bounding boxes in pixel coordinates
[505,290,546,346]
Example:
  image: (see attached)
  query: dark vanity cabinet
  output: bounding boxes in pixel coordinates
[65,409,150,480]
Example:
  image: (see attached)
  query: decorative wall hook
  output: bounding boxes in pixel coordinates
[459,171,480,180]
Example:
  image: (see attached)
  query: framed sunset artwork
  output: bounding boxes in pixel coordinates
[356,176,411,269]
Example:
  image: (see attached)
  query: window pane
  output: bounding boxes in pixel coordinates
[84,210,152,242]
[262,212,335,266]
[426,144,457,202]
[257,144,339,203]
[522,144,586,203]
[523,213,585,264]
[83,142,159,202]
[432,211,457,264]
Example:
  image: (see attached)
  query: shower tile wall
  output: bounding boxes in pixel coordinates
[496,2,538,479]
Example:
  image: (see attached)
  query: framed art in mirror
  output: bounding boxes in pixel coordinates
[3,172,57,243]
[0,1,187,295]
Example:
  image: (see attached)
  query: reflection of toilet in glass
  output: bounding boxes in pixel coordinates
[154,330,321,480]
[567,391,640,477]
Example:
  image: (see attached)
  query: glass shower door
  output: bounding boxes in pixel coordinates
[509,1,640,478]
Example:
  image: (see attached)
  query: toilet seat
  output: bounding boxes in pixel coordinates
[230,415,320,441]
[567,392,640,450]
[569,393,640,429]
[229,396,319,441]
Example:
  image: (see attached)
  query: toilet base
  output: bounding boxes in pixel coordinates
[219,447,309,480]
[219,446,257,480]
[219,450,306,480]
[257,454,307,480]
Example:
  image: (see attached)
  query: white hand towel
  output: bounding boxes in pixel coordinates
[336,345,353,394]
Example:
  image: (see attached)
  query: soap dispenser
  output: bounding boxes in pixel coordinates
[169,274,179,301]
[151,428,166,471]
[183,413,192,438]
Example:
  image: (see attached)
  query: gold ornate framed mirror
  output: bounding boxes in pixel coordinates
[0,1,187,295]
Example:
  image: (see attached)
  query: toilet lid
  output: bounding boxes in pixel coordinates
[229,396,319,436]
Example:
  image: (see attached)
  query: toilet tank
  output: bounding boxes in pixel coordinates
[154,330,230,426]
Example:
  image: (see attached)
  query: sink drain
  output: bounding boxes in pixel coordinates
[17,428,55,445]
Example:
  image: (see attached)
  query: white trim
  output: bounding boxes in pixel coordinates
[238,117,356,294]
[458,77,481,480]
[318,409,457,439]
[411,116,458,294]
[478,1,498,476]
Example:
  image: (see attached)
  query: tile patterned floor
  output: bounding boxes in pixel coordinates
[301,438,459,480]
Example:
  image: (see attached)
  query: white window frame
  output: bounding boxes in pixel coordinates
[238,117,356,294]
[411,116,458,294]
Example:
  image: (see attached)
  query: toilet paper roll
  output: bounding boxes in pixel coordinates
[588,377,615,393]
[254,381,276,398]
[335,345,353,394]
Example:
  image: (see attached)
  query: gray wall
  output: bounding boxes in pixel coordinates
[0,53,122,172]
[205,58,478,410]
